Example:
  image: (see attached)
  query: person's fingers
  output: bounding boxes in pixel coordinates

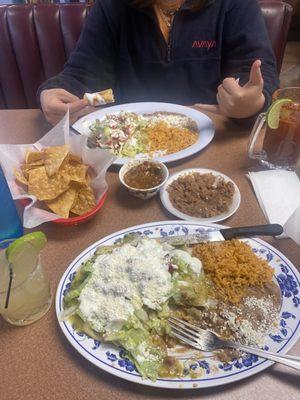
[42,89,86,112]
[194,104,222,115]
[216,90,227,107]
[43,100,88,126]
[44,101,69,115]
[216,92,223,109]
[216,92,231,117]
[68,98,88,113]
[47,98,87,115]
[44,113,63,126]
[217,85,236,115]
[56,89,80,103]
[216,90,230,112]
[247,59,264,87]
[218,85,232,102]
[221,77,240,94]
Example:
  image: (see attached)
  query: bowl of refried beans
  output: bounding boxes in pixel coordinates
[160,168,241,222]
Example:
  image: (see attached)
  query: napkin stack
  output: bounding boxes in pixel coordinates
[248,170,300,244]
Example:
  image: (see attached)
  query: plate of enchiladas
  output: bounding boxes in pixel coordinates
[72,102,215,165]
[56,221,300,389]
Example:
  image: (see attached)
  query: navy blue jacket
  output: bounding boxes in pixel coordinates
[38,0,279,107]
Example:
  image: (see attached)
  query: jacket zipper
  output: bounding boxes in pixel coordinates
[167,42,171,62]
[166,13,177,63]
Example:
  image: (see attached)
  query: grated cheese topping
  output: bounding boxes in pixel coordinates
[145,113,194,128]
[78,239,172,333]
[220,296,279,347]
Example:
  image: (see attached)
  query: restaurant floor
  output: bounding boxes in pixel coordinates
[280,41,300,87]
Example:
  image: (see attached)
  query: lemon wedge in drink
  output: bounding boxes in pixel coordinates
[5,232,47,287]
[266,98,293,129]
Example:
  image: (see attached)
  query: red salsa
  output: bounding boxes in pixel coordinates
[124,161,164,189]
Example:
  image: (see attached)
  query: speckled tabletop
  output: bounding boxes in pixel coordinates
[0,109,299,400]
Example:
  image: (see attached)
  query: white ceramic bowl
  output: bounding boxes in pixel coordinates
[119,160,169,200]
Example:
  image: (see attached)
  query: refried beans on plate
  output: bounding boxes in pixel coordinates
[167,172,235,218]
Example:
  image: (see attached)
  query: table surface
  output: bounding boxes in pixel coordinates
[0,109,299,400]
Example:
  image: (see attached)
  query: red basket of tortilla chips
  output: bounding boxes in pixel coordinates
[53,192,107,225]
[15,145,106,225]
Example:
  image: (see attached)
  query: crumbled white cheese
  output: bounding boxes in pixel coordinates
[221,296,279,347]
[145,113,193,128]
[78,239,172,333]
[171,249,202,274]
[135,342,159,364]
[79,289,134,333]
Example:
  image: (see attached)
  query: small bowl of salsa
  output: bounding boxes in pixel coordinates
[119,159,169,199]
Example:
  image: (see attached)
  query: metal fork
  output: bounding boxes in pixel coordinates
[168,316,300,371]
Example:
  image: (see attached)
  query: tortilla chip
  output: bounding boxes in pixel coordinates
[25,150,44,164]
[28,166,70,200]
[45,186,77,218]
[70,185,96,215]
[43,145,69,177]
[16,144,97,219]
[86,172,92,185]
[61,162,89,184]
[21,161,44,169]
[20,161,45,178]
[69,154,82,164]
[14,169,28,185]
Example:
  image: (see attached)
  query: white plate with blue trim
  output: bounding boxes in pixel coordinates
[56,221,300,389]
[72,102,215,166]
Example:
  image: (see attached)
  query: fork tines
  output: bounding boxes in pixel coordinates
[168,316,214,352]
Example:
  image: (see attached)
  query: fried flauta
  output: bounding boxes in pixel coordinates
[84,89,115,107]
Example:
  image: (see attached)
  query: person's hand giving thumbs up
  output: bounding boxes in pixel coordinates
[197,60,265,119]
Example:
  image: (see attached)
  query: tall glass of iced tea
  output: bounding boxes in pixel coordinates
[248,87,300,170]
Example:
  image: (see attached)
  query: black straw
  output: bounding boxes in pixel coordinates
[4,263,13,309]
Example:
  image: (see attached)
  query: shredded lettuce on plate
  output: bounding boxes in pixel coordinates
[88,112,149,157]
[62,235,209,381]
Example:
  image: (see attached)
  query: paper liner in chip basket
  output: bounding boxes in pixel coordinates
[0,111,116,228]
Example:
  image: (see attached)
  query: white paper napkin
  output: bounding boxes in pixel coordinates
[247,170,300,242]
[0,111,116,228]
[284,206,300,245]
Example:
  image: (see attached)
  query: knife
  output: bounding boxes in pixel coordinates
[156,224,283,246]
[69,126,82,136]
